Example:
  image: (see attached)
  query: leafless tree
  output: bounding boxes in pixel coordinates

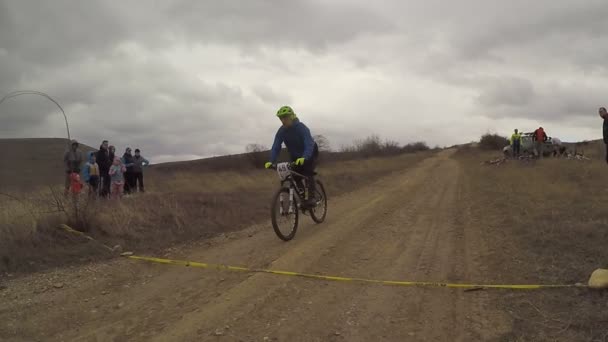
[245,143,268,168]
[313,134,331,152]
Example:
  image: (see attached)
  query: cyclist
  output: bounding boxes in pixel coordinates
[265,106,319,208]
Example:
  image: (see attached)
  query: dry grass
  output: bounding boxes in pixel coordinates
[1,151,433,274]
[568,139,605,159]
[455,148,608,341]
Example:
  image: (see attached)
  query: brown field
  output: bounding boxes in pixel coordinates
[454,147,608,341]
[1,143,607,341]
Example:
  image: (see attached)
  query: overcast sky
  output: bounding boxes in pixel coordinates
[1,0,607,162]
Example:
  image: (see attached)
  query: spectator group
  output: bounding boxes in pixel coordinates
[63,139,150,199]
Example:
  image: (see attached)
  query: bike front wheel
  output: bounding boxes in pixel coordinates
[271,187,299,241]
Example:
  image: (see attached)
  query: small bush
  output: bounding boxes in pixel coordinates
[479,134,509,150]
[382,140,402,155]
[339,136,431,158]
[402,141,429,153]
[354,135,383,157]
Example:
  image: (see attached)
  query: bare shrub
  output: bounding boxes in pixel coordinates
[382,140,402,155]
[479,133,509,150]
[245,143,268,169]
[338,135,430,158]
[313,134,331,152]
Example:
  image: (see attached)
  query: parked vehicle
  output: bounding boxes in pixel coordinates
[504,132,562,157]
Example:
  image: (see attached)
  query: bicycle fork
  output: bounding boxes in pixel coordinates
[279,188,296,215]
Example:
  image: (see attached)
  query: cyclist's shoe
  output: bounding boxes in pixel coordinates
[301,200,314,209]
[304,179,317,208]
[301,195,318,209]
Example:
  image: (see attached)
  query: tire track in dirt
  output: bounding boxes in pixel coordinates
[132,151,510,342]
[139,156,447,342]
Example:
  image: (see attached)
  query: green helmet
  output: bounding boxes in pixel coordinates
[276,106,295,117]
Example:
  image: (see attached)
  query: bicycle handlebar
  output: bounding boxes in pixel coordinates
[267,162,296,170]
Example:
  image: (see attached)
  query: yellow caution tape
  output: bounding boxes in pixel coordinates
[126,255,586,290]
[58,224,114,252]
[55,225,587,290]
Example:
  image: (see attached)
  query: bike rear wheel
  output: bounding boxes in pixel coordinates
[310,180,327,223]
[271,187,299,241]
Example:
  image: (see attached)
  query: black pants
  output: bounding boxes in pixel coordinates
[123,171,137,194]
[512,141,521,156]
[124,172,132,194]
[605,143,608,164]
[133,172,145,192]
[292,146,319,200]
[100,172,111,197]
[89,176,99,196]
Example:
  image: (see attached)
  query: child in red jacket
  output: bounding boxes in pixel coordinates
[69,172,84,195]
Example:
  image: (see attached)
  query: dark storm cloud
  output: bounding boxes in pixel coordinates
[458,1,608,63]
[0,1,127,66]
[163,0,393,49]
[476,77,536,108]
[478,81,608,122]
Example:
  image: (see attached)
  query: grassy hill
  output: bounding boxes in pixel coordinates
[0,137,431,190]
[0,138,95,191]
[564,139,604,158]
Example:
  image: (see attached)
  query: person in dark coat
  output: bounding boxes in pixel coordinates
[63,140,83,195]
[121,147,135,194]
[96,140,112,197]
[600,107,608,164]
[132,149,150,192]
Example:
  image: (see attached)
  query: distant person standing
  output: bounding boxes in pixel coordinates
[121,147,135,195]
[510,129,522,157]
[132,149,150,193]
[109,145,117,191]
[63,140,83,195]
[96,140,112,197]
[599,107,608,163]
[108,156,126,200]
[83,151,100,197]
[109,145,116,162]
[533,127,548,159]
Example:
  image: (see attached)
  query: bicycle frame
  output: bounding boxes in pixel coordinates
[275,163,310,214]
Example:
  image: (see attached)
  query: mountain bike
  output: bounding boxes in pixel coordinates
[269,162,327,241]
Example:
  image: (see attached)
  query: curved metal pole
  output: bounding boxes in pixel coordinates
[0,90,71,145]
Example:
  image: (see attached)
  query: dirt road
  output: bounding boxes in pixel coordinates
[1,151,515,341]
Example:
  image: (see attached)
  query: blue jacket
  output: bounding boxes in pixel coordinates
[270,119,315,163]
[82,151,95,182]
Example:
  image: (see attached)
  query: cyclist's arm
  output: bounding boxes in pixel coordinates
[298,124,315,160]
[270,129,284,163]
